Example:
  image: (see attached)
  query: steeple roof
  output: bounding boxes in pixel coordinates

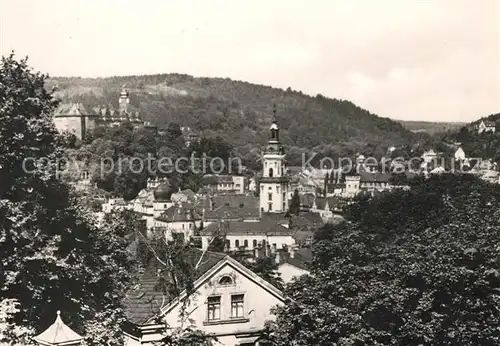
[33,311,83,346]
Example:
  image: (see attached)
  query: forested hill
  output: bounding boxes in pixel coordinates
[48,74,427,158]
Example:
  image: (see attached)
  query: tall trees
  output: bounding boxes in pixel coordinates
[266,174,500,345]
[0,54,134,346]
[289,189,300,215]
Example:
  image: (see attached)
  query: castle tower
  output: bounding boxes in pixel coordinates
[259,105,288,213]
[119,86,130,115]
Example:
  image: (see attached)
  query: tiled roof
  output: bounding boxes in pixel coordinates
[314,197,340,210]
[203,195,259,220]
[298,194,315,208]
[54,103,94,117]
[156,203,200,222]
[289,212,323,229]
[123,248,226,325]
[200,220,292,236]
[204,174,233,184]
[279,248,313,271]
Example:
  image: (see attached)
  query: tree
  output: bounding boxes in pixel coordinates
[133,233,217,345]
[266,174,500,345]
[289,189,300,215]
[323,172,329,195]
[0,54,135,346]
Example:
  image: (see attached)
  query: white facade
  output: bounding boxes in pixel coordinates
[478,120,496,134]
[201,233,296,252]
[344,176,361,197]
[124,257,284,346]
[277,263,309,284]
[454,147,466,161]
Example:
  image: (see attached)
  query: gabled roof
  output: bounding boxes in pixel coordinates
[33,311,83,346]
[54,103,94,118]
[151,256,284,324]
[123,248,226,325]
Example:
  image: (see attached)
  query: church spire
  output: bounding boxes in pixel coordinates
[269,104,279,144]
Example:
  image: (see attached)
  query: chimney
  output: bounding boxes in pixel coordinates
[275,251,280,264]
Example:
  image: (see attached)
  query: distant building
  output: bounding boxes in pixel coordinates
[154,202,202,242]
[476,120,496,134]
[180,126,199,147]
[454,147,466,161]
[421,149,439,164]
[53,103,96,140]
[204,175,246,194]
[53,88,143,139]
[259,110,288,213]
[275,247,312,284]
[102,198,128,213]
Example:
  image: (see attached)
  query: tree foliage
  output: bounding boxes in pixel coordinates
[0,54,135,346]
[265,174,500,345]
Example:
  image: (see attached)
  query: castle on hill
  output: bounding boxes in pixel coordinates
[53,87,146,139]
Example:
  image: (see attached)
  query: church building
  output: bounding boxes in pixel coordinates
[259,107,289,213]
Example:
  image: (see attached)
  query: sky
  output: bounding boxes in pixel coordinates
[1,0,499,122]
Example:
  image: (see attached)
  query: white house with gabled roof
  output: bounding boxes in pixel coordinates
[123,249,285,346]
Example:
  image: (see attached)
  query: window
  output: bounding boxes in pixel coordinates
[272,243,277,250]
[269,168,273,177]
[225,239,230,249]
[268,193,272,201]
[268,186,272,190]
[276,186,279,193]
[231,294,244,318]
[283,202,286,210]
[207,296,221,321]
[244,239,248,248]
[268,203,272,211]
[253,239,257,248]
[219,276,233,285]
[235,239,240,248]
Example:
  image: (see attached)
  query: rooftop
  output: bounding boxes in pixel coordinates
[33,311,83,346]
[123,248,226,325]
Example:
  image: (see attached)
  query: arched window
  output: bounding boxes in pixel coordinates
[244,239,248,248]
[253,239,257,248]
[219,275,233,285]
[269,168,273,177]
[235,239,240,248]
[262,239,266,248]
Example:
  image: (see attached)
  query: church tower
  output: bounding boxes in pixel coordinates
[118,86,130,115]
[259,105,288,213]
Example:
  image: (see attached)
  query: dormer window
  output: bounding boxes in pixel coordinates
[219,275,234,286]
